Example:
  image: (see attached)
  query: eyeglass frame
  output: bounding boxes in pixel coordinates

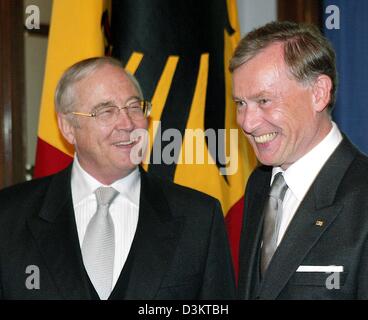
[69,99,152,125]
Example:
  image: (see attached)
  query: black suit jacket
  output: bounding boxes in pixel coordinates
[0,167,235,299]
[238,136,368,299]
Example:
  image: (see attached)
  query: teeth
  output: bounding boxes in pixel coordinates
[114,137,139,146]
[254,132,277,144]
[115,140,134,146]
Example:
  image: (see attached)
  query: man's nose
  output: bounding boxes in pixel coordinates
[115,108,134,130]
[237,105,261,134]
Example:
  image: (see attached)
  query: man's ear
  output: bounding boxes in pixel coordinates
[57,113,76,145]
[311,75,333,112]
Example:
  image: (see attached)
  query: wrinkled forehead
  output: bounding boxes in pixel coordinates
[233,53,288,95]
[70,69,139,113]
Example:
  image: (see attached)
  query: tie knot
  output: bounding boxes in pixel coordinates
[269,173,288,201]
[95,187,119,206]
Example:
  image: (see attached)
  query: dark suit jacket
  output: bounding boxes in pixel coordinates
[238,136,368,299]
[0,166,235,299]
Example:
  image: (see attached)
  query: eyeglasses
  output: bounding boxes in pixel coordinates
[70,100,152,126]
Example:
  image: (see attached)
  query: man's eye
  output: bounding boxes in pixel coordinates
[127,102,143,113]
[97,107,116,117]
[258,99,269,105]
[127,101,141,109]
[129,105,141,110]
[235,100,247,108]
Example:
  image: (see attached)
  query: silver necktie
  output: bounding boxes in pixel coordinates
[261,172,288,275]
[82,187,118,300]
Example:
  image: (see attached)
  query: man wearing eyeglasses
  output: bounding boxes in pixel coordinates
[0,57,235,300]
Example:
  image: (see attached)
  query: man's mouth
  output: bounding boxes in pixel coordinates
[254,132,278,144]
[113,136,140,147]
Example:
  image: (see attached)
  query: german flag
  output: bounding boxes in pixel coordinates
[111,0,256,278]
[34,0,109,177]
[34,0,256,279]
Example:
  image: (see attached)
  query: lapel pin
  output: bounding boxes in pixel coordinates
[315,220,324,227]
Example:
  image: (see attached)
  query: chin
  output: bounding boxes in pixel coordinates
[257,156,276,167]
[118,162,138,172]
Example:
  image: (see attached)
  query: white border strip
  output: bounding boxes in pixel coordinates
[296,265,344,273]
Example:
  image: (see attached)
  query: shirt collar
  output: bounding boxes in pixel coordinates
[271,121,343,201]
[71,155,141,206]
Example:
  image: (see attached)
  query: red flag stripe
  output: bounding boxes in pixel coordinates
[225,196,245,283]
[34,138,73,178]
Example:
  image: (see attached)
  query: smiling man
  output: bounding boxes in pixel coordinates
[0,57,235,300]
[230,21,368,299]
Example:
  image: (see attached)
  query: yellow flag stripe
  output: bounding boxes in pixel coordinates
[124,52,144,74]
[38,0,106,156]
[175,52,242,213]
[224,29,257,199]
[226,0,241,46]
[223,0,256,212]
[142,55,179,170]
[175,54,228,206]
[175,0,256,215]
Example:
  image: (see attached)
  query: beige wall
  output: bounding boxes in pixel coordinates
[237,0,277,35]
[24,0,52,171]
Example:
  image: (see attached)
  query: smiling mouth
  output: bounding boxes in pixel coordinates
[113,136,140,147]
[254,132,278,144]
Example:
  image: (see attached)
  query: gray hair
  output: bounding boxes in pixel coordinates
[55,56,143,115]
[229,21,337,112]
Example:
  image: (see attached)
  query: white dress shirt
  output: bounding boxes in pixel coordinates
[271,122,343,246]
[71,156,140,287]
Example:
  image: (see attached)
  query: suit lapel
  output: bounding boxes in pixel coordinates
[238,169,270,299]
[27,167,92,299]
[259,137,357,299]
[259,196,343,299]
[110,170,183,299]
